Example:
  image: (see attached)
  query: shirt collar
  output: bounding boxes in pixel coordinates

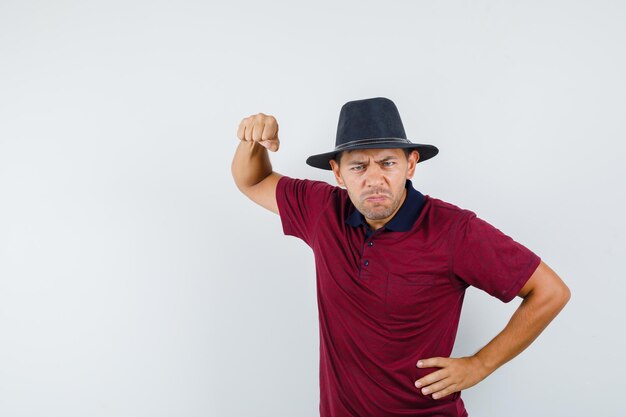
[345,179,426,232]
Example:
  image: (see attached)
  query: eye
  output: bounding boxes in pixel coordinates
[351,165,364,171]
[383,161,395,167]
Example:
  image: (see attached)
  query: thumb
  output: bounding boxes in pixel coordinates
[259,136,280,152]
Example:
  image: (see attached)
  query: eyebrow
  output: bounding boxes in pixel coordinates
[348,156,397,165]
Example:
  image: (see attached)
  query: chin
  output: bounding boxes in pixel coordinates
[363,208,394,220]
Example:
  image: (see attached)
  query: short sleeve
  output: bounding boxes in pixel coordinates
[450,211,541,302]
[275,175,337,246]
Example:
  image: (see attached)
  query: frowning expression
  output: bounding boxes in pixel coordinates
[329,148,419,230]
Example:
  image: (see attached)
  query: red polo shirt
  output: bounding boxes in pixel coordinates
[275,175,541,417]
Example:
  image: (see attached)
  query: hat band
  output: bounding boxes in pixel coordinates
[334,137,411,151]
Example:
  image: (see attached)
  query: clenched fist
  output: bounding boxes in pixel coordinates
[236,113,280,152]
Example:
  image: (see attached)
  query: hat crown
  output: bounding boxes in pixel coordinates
[336,97,407,145]
[304,96,439,170]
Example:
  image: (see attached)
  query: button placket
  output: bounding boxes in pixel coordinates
[362,237,376,270]
[359,227,382,278]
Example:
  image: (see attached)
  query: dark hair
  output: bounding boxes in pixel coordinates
[335,148,413,166]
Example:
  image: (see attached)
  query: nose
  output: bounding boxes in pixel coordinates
[364,162,386,188]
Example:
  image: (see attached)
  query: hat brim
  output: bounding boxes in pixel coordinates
[305,141,439,170]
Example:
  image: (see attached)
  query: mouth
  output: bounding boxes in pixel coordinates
[365,195,389,202]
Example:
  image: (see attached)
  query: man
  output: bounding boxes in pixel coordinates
[231,97,570,417]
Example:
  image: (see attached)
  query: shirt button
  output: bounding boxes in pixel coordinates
[364,260,369,266]
[368,241,373,246]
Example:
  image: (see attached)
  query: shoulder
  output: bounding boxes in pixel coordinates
[277,175,343,198]
[277,174,337,189]
[423,195,477,226]
[274,175,347,242]
[276,175,346,213]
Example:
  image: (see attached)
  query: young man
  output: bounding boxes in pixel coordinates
[231,97,570,417]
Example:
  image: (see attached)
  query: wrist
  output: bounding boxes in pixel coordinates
[469,354,495,380]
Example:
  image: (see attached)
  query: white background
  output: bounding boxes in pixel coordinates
[1,1,624,416]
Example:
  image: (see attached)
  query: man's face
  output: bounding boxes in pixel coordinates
[329,148,419,227]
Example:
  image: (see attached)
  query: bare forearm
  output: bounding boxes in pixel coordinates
[474,286,569,375]
[231,138,273,190]
[415,262,570,400]
[415,285,569,399]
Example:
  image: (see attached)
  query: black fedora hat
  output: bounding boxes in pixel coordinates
[306,97,439,170]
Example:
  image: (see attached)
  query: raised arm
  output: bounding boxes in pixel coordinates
[231,113,283,214]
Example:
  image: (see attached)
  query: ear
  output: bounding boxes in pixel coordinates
[406,150,420,179]
[329,159,345,187]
